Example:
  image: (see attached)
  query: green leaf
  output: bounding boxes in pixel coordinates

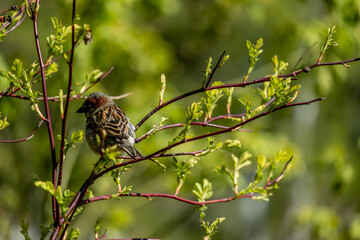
[19,217,31,240]
[257,153,267,170]
[0,113,10,131]
[223,87,234,114]
[186,101,203,122]
[159,73,166,104]
[239,97,252,117]
[34,181,56,196]
[66,228,81,240]
[40,223,52,240]
[272,55,288,75]
[202,81,224,120]
[172,157,199,185]
[244,38,263,81]
[59,89,64,118]
[222,139,241,150]
[269,75,301,107]
[200,217,226,239]
[320,26,338,61]
[79,69,104,94]
[219,55,230,67]
[45,62,58,78]
[169,102,202,145]
[94,218,103,240]
[202,57,213,88]
[193,179,213,202]
[58,130,83,157]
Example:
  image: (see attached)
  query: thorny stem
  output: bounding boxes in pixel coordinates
[31,0,59,223]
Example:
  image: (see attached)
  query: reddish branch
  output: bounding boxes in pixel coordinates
[95,97,324,181]
[136,121,250,143]
[135,57,360,130]
[0,120,43,143]
[57,0,77,188]
[49,96,315,238]
[0,66,114,102]
[31,0,59,223]
[56,0,78,238]
[80,157,293,207]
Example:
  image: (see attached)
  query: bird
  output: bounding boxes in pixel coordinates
[76,92,142,158]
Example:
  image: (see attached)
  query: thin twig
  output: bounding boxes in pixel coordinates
[136,121,250,143]
[203,50,227,89]
[0,120,43,143]
[265,156,293,188]
[57,0,77,238]
[80,157,293,206]
[97,97,324,180]
[58,0,77,188]
[5,5,26,35]
[135,58,359,130]
[31,0,59,223]
[1,66,115,102]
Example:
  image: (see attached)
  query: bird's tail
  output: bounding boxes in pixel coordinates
[121,143,143,158]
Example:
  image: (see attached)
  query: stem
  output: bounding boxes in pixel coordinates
[81,192,249,206]
[135,58,360,130]
[0,120,43,143]
[31,0,59,223]
[136,121,248,143]
[57,0,76,188]
[81,156,293,207]
[97,97,324,180]
[203,50,227,89]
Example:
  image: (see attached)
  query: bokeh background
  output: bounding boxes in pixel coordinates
[0,0,359,239]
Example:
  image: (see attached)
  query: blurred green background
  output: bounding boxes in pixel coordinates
[0,0,359,239]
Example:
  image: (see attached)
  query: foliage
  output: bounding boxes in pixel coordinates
[0,1,359,239]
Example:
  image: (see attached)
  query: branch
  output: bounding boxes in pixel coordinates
[80,192,250,206]
[136,121,250,143]
[0,120,43,143]
[265,156,293,188]
[57,1,77,238]
[0,66,115,102]
[80,157,293,206]
[8,40,82,96]
[4,5,26,35]
[31,0,59,223]
[135,57,360,130]
[97,97,324,180]
[57,0,77,188]
[203,50,227,89]
[79,155,293,213]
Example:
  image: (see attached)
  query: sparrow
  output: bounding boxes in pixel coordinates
[77,92,142,158]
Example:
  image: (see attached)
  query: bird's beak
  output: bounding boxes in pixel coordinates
[76,104,87,113]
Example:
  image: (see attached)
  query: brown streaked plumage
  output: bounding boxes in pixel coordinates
[77,92,142,158]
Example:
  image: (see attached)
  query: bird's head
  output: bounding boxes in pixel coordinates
[76,92,114,118]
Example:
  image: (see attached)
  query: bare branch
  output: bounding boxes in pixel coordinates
[31,0,59,222]
[0,120,43,143]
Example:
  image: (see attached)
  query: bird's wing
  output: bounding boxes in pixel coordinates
[96,104,130,139]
